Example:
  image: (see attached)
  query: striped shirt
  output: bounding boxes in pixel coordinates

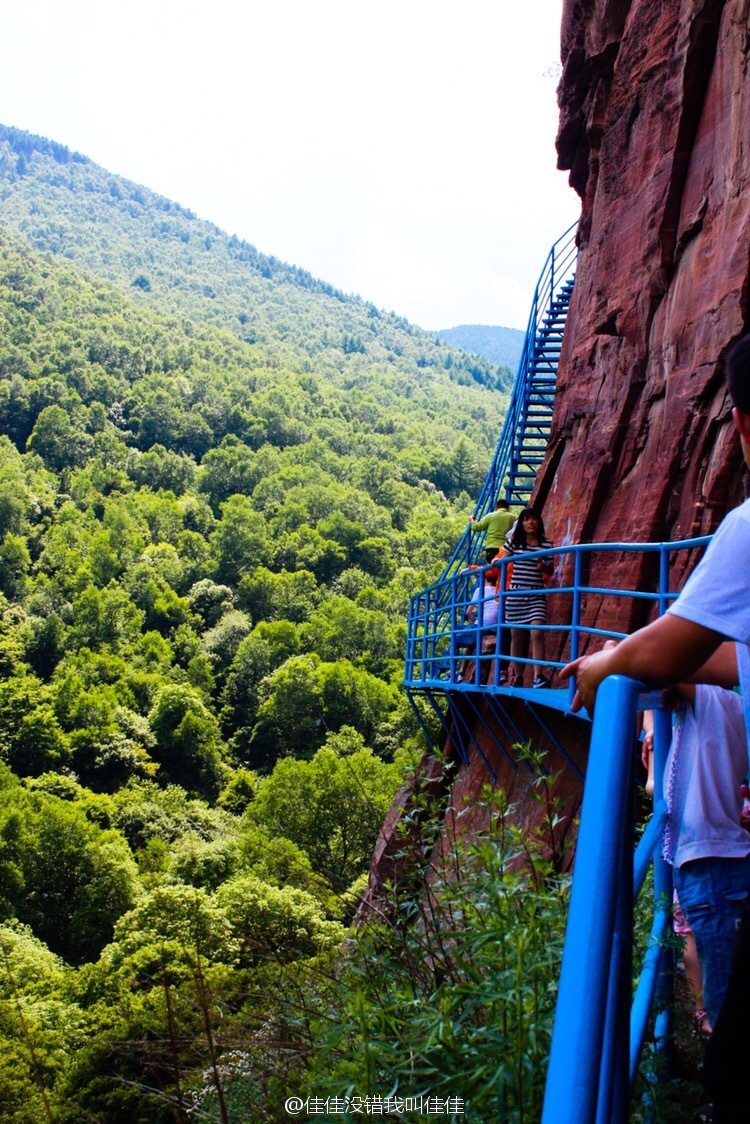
[504,538,553,589]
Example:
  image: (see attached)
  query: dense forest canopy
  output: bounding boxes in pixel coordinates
[0,125,517,1116]
[0,124,514,393]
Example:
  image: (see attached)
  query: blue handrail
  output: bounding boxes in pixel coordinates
[405,536,711,698]
[405,535,710,1116]
[541,677,675,1123]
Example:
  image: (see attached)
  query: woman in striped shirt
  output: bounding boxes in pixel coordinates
[503,508,554,687]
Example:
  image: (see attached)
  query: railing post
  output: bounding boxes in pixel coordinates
[597,750,635,1124]
[568,548,584,706]
[542,675,643,1124]
[651,706,674,1061]
[658,544,670,617]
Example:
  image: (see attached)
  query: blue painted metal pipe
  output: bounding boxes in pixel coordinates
[541,675,643,1124]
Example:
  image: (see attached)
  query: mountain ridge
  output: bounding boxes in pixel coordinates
[0,123,514,393]
[435,323,524,372]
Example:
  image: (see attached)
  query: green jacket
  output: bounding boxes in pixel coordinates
[470,509,516,550]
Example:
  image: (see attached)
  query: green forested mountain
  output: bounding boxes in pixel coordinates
[0,124,512,392]
[0,126,520,1116]
[436,323,525,371]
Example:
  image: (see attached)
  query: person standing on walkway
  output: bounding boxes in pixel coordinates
[469,499,517,564]
[503,507,554,687]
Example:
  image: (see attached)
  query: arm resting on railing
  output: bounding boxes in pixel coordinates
[560,615,729,714]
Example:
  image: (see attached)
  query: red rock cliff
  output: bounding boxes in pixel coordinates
[365,1,750,904]
[539,0,750,627]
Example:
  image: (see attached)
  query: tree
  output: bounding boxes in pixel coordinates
[210,495,270,585]
[27,405,91,471]
[215,872,344,966]
[237,565,321,624]
[301,597,399,675]
[0,532,30,599]
[201,609,253,675]
[0,788,140,963]
[247,741,403,885]
[148,685,226,798]
[0,677,70,776]
[129,444,197,495]
[197,440,268,511]
[69,584,144,652]
[249,655,396,769]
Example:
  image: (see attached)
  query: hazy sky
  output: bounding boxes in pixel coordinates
[2,0,579,331]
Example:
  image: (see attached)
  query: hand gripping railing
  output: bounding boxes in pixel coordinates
[541,677,674,1124]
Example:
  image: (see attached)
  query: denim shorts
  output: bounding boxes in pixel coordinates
[674,853,750,1025]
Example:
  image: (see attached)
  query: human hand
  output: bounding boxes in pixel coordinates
[641,730,654,770]
[559,648,617,714]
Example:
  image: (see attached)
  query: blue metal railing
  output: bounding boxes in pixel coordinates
[542,678,675,1123]
[404,535,713,1116]
[405,536,711,701]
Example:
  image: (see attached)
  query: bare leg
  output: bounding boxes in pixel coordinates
[531,629,546,680]
[510,629,527,684]
[683,931,711,1034]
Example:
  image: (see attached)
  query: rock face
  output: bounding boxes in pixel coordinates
[539,0,750,631]
[366,0,750,903]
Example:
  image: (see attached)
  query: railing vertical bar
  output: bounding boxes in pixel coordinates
[658,544,670,616]
[569,548,584,706]
[602,742,635,1124]
[651,706,674,1069]
[405,688,437,756]
[541,675,643,1124]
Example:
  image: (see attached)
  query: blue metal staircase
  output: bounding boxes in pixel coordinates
[443,223,577,578]
[507,275,574,504]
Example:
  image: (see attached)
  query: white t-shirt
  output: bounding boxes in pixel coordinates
[470,582,499,627]
[668,497,750,643]
[665,684,750,867]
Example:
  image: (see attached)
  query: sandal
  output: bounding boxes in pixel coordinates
[692,1009,712,1037]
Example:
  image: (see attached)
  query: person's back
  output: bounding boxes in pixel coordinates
[469,501,517,563]
[667,684,749,868]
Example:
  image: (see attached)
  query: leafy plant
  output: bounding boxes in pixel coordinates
[298,762,571,1122]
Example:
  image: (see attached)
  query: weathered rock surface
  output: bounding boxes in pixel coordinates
[357,696,588,924]
[539,0,750,631]
[366,0,750,903]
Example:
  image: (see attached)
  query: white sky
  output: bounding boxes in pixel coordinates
[2,0,579,331]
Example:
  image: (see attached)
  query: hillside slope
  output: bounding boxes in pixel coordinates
[0,124,513,393]
[436,323,524,372]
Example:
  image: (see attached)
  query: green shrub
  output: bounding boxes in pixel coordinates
[298,764,571,1121]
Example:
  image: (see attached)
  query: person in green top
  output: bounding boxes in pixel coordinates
[469,500,517,563]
